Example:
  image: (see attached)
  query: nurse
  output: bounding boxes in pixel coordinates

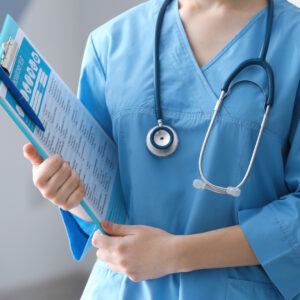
[23,0,300,299]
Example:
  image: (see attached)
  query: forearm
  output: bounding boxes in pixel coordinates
[174,225,259,273]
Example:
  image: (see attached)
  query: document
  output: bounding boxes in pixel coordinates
[0,15,128,232]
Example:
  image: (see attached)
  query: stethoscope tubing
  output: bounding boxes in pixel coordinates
[222,58,275,110]
[153,0,173,123]
[197,0,275,196]
[153,0,274,123]
[150,0,275,197]
[198,92,271,195]
[260,0,274,60]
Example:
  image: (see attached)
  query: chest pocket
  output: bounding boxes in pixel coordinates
[226,278,283,300]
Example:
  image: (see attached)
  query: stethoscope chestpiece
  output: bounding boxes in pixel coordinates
[146,124,178,157]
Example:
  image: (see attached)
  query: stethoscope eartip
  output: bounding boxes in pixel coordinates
[193,179,241,197]
[225,187,241,197]
[193,179,206,190]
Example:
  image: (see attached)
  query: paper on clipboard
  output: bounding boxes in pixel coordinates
[0,15,128,233]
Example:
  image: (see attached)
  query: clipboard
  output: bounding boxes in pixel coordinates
[0,15,128,234]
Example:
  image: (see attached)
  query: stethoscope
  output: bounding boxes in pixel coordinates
[146,0,275,197]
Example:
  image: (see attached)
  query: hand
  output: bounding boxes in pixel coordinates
[92,221,179,282]
[23,143,85,211]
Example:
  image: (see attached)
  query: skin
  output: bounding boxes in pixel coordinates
[178,0,268,68]
[23,0,266,283]
[23,143,92,221]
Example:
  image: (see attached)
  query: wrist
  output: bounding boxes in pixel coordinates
[169,234,195,273]
[172,233,205,273]
[69,204,93,223]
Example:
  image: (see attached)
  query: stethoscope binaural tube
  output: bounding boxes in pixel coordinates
[193,91,272,197]
[193,0,275,196]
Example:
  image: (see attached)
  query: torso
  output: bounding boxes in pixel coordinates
[178,0,268,68]
[81,0,300,298]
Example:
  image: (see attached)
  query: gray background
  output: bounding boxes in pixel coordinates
[0,0,299,299]
[0,0,143,299]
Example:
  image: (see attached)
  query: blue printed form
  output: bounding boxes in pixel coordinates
[0,15,128,232]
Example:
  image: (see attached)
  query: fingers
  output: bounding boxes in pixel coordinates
[23,142,64,189]
[61,180,86,210]
[46,161,72,194]
[23,143,86,210]
[23,143,43,165]
[54,170,85,210]
[92,231,113,249]
[106,263,123,274]
[37,159,85,210]
[101,220,138,236]
[93,232,130,276]
[33,154,63,188]
[23,143,85,210]
[92,232,123,263]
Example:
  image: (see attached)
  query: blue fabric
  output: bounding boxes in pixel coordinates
[60,209,96,261]
[238,81,300,300]
[60,0,300,299]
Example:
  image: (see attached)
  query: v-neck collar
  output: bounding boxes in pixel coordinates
[172,0,269,103]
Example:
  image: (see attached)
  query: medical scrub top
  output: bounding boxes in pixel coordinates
[59,0,300,299]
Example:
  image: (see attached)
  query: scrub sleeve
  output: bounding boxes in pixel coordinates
[238,82,300,299]
[60,33,111,261]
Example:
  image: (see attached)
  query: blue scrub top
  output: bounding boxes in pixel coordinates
[60,0,300,299]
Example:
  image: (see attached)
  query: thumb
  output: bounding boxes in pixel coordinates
[101,220,136,236]
[23,143,44,166]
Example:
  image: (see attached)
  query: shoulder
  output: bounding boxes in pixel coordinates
[274,0,300,41]
[93,0,155,35]
[87,0,161,70]
[275,0,300,15]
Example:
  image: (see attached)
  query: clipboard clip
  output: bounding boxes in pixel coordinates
[1,37,18,76]
[0,37,45,131]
